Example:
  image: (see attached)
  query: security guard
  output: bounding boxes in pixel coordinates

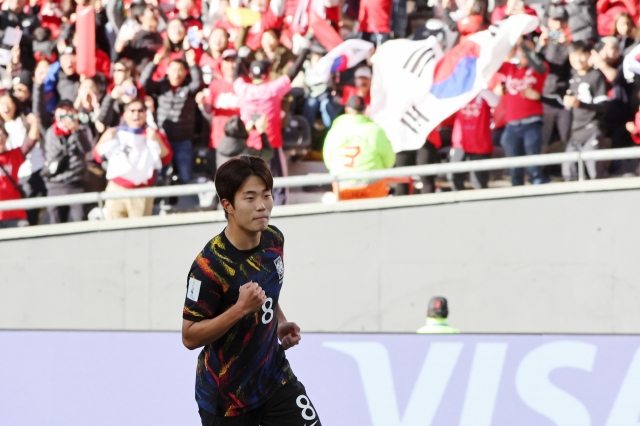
[417,297,460,334]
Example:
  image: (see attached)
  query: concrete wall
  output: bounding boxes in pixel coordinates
[2,186,640,333]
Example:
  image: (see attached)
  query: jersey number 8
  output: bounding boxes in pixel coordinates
[261,297,274,324]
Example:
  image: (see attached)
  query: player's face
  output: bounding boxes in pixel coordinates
[228,175,273,233]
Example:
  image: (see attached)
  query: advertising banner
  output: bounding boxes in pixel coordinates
[1,332,639,425]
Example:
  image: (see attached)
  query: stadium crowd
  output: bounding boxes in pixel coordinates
[0,0,639,227]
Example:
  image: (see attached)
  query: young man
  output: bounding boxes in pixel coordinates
[562,41,608,180]
[141,50,202,184]
[182,155,322,426]
[94,99,172,219]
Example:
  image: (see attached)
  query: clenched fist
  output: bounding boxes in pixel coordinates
[236,282,267,316]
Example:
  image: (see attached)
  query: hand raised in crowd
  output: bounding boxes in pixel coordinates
[185,49,197,66]
[235,282,267,316]
[520,88,540,100]
[626,121,637,135]
[34,60,50,85]
[539,28,550,47]
[10,44,20,64]
[25,113,39,128]
[195,90,206,106]
[255,114,268,134]
[563,94,580,108]
[110,85,124,100]
[153,48,168,65]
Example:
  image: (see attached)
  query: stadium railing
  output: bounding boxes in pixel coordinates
[1,146,639,213]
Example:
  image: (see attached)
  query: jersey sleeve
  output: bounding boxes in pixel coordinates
[183,252,224,322]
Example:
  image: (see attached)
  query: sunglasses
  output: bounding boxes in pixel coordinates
[58,114,76,120]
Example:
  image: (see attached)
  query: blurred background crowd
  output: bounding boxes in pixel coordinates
[0,0,639,226]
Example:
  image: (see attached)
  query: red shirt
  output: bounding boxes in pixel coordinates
[0,148,26,221]
[358,0,392,33]
[500,62,548,123]
[207,78,241,148]
[453,96,493,155]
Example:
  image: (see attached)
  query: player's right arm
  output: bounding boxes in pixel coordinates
[182,282,267,350]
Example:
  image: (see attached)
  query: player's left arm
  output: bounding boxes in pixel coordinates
[277,305,301,350]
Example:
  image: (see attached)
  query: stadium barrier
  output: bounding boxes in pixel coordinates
[2,331,639,426]
[1,146,640,213]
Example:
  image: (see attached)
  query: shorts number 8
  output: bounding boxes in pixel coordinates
[296,395,316,421]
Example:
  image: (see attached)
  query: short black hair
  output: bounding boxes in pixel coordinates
[568,40,590,54]
[124,98,146,111]
[169,59,188,69]
[215,155,274,218]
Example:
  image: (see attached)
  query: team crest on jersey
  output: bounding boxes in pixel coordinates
[274,256,284,282]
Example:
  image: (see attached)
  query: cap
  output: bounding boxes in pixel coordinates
[12,70,33,89]
[346,95,366,113]
[223,115,249,139]
[427,296,449,318]
[56,99,75,110]
[221,49,238,60]
[61,45,76,56]
[250,60,270,79]
[354,66,372,79]
[548,5,568,22]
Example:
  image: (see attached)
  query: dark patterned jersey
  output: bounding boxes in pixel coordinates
[183,225,295,417]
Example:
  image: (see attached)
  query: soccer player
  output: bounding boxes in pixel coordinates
[182,155,322,426]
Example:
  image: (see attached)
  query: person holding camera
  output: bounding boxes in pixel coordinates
[42,100,92,223]
[538,6,572,151]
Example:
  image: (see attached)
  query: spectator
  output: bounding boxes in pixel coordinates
[94,99,172,219]
[323,96,395,200]
[564,0,597,43]
[38,46,81,124]
[342,66,372,112]
[198,49,241,153]
[141,49,202,184]
[538,6,572,151]
[456,0,490,43]
[591,36,621,82]
[216,115,273,167]
[96,78,142,133]
[0,117,39,228]
[562,41,608,180]
[11,70,34,116]
[498,40,549,186]
[153,18,204,80]
[302,44,341,130]
[1,94,46,225]
[611,12,636,52]
[251,30,296,80]
[417,297,460,334]
[449,90,500,190]
[358,0,393,45]
[0,0,39,72]
[491,0,539,24]
[42,100,92,223]
[199,28,230,81]
[115,3,163,69]
[233,41,309,204]
[74,78,102,141]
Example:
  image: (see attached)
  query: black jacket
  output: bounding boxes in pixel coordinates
[43,126,92,185]
[141,61,202,143]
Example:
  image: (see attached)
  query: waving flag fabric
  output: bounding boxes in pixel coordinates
[370,15,539,152]
[307,39,374,86]
[623,43,640,82]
